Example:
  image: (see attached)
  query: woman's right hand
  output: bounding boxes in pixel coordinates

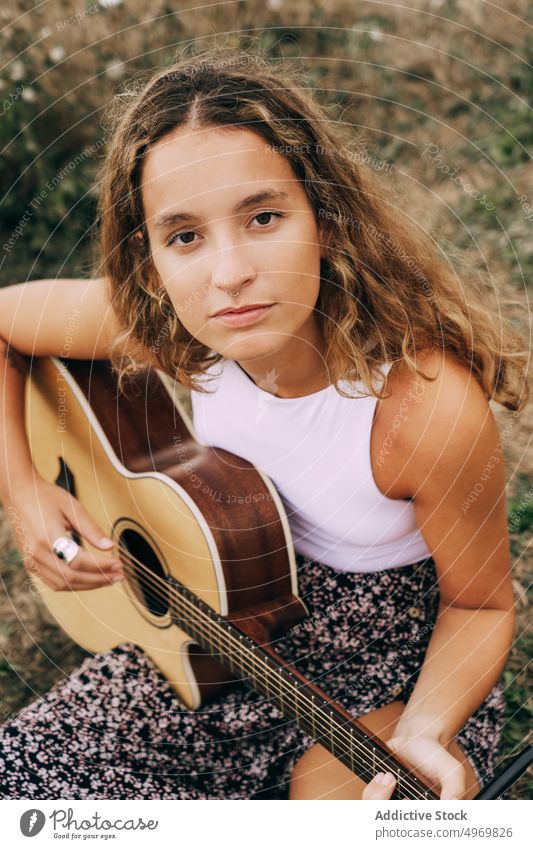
[5,476,124,591]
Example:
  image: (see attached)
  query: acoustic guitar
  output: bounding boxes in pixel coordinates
[22,356,529,800]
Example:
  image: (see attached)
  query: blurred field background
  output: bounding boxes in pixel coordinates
[0,0,531,798]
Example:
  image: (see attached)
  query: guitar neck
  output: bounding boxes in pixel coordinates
[168,577,438,800]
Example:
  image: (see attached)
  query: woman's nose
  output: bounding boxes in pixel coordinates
[211,243,257,295]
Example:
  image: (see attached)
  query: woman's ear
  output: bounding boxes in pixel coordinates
[132,228,148,253]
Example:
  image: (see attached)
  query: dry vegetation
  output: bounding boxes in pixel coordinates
[0,0,531,798]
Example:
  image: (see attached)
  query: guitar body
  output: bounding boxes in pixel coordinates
[25,356,307,709]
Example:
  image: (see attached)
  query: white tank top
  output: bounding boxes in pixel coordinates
[190,357,432,573]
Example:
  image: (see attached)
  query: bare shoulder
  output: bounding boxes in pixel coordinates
[371,349,495,500]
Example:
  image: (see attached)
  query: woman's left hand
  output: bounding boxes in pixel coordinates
[385,732,466,800]
[362,771,397,799]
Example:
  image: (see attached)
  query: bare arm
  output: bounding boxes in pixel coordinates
[0,277,128,588]
[0,276,122,358]
[0,277,121,501]
[393,350,514,733]
[384,349,515,798]
[0,338,34,503]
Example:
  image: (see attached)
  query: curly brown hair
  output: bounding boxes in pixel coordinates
[95,45,529,412]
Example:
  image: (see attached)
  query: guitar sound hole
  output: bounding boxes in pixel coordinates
[118,528,168,618]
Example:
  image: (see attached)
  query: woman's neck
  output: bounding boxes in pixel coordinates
[235,319,330,399]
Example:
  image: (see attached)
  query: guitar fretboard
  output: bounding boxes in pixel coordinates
[166,576,438,800]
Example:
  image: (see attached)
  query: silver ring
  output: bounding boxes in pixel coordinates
[52,535,80,565]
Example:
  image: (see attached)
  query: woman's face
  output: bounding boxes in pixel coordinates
[140,124,326,363]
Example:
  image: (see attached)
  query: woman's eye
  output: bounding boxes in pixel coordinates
[253,211,282,226]
[166,211,282,248]
[167,230,197,247]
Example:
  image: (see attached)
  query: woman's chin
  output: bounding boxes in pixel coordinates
[214,333,285,363]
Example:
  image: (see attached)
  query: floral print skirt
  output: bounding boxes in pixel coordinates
[0,553,505,799]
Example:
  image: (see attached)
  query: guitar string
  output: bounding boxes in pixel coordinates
[91,542,430,798]
[103,543,430,800]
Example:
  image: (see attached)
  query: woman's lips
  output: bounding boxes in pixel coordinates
[213,303,275,327]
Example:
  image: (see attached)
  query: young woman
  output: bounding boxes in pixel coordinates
[0,48,527,801]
